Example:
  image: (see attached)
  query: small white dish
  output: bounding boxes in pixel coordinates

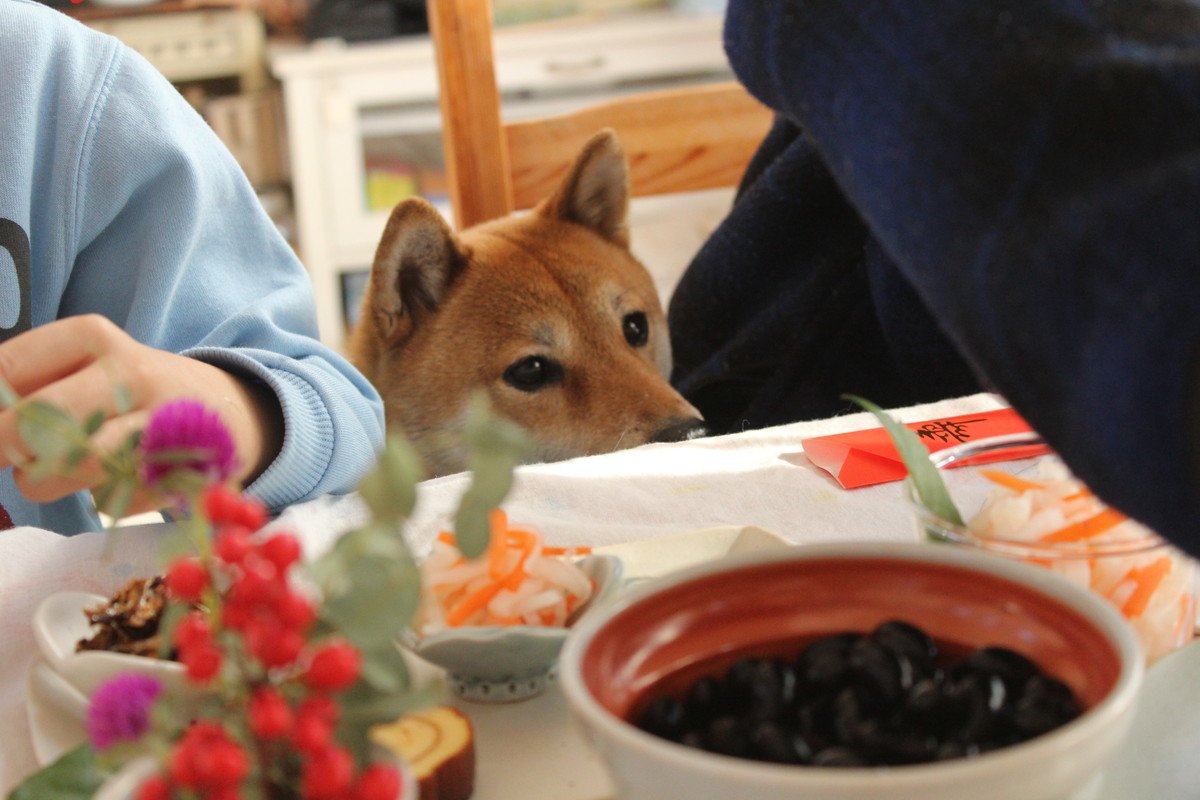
[594,524,791,581]
[33,591,189,698]
[25,657,89,765]
[407,554,622,703]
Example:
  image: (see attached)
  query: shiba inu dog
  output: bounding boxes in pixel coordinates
[347,130,706,476]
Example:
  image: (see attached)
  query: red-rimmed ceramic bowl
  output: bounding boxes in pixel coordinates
[559,542,1143,800]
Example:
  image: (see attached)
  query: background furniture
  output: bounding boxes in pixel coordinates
[66,1,268,91]
[271,10,745,351]
[427,0,772,229]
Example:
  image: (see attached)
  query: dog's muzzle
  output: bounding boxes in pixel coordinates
[650,418,708,444]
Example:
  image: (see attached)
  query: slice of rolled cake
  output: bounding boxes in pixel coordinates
[371,706,476,800]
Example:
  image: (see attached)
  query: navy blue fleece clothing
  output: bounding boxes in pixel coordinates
[668,0,1200,553]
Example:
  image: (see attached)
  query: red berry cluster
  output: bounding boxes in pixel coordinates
[144,484,403,800]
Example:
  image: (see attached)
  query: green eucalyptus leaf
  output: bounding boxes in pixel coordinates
[339,680,441,728]
[319,553,421,649]
[844,394,964,527]
[83,410,107,436]
[309,528,372,598]
[99,435,142,491]
[304,545,345,590]
[451,394,530,559]
[93,477,135,523]
[356,643,412,695]
[63,444,91,470]
[6,744,111,800]
[16,401,86,464]
[453,463,516,559]
[358,434,424,526]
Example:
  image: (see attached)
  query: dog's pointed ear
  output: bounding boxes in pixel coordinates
[538,128,630,247]
[366,197,467,343]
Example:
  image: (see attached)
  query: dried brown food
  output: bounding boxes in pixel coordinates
[75,575,180,659]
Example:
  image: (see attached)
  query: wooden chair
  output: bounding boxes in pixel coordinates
[425,0,775,230]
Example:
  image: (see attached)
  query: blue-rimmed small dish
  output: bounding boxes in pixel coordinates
[405,554,623,702]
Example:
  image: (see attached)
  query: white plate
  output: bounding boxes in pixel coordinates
[1096,638,1200,799]
[25,658,89,766]
[593,524,791,580]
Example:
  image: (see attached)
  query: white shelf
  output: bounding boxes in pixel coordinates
[270,10,732,352]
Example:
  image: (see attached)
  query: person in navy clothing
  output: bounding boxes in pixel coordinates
[668,0,1200,555]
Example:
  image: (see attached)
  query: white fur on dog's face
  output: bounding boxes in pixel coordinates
[348,130,703,476]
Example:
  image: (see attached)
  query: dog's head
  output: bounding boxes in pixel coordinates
[348,129,705,475]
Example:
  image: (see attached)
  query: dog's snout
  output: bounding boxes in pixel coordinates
[650,417,708,444]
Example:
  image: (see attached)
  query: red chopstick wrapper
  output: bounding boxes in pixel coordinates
[799,407,1048,489]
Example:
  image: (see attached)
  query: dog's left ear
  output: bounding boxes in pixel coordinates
[537,128,630,248]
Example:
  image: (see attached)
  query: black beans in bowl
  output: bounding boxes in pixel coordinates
[631,619,1082,767]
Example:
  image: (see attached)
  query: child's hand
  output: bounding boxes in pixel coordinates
[0,315,283,512]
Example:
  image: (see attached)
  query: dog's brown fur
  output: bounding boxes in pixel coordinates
[347,130,704,476]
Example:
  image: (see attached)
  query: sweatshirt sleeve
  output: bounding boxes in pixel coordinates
[60,41,384,511]
[723,0,1200,549]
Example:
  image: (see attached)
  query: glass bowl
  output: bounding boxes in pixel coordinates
[905,432,1197,664]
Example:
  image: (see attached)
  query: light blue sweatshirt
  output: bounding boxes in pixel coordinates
[0,0,385,534]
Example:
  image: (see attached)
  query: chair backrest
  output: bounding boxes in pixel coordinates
[426,0,774,230]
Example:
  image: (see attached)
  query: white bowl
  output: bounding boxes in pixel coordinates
[560,542,1143,800]
[407,554,622,702]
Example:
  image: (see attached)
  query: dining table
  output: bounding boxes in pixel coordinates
[0,391,1191,799]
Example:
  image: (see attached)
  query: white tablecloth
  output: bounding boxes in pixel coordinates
[0,392,1005,793]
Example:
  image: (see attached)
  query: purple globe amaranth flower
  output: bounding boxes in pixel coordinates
[86,673,163,750]
[139,399,238,486]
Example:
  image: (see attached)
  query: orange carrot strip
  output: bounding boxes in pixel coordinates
[486,509,511,578]
[436,531,458,546]
[1039,508,1127,543]
[1121,557,1172,619]
[980,470,1045,494]
[543,545,593,556]
[1062,488,1094,502]
[446,580,508,626]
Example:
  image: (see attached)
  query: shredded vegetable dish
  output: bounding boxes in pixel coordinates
[417,510,594,634]
[969,457,1196,662]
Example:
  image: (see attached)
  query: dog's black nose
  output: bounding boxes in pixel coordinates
[650,418,708,444]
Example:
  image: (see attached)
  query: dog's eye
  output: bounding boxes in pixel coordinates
[622,312,649,347]
[503,356,563,392]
